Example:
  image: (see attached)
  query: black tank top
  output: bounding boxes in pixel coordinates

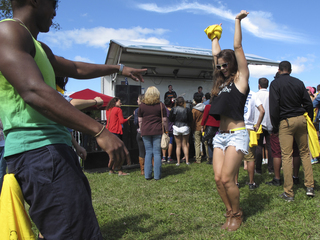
[209,82,249,121]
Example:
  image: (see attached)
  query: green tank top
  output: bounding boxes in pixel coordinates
[0,19,71,157]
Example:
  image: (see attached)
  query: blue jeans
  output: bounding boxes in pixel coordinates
[0,146,6,193]
[142,135,162,180]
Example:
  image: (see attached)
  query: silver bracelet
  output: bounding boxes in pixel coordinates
[118,64,124,75]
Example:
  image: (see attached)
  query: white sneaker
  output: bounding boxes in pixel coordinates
[176,163,180,166]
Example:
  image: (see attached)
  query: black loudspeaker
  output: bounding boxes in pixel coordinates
[115,85,141,117]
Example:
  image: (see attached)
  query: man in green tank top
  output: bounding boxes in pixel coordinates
[0,0,146,239]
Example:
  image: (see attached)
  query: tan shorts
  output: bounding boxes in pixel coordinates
[243,130,255,162]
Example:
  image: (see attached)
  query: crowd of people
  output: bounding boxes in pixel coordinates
[129,10,318,232]
[0,1,318,238]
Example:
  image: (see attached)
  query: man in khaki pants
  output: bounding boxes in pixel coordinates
[270,61,314,201]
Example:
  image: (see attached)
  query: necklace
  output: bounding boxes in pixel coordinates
[13,18,26,26]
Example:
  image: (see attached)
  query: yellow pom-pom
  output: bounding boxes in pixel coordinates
[204,25,222,40]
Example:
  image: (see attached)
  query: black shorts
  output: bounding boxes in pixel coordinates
[6,144,102,239]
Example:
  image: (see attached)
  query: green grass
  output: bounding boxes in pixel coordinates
[30,162,320,239]
[85,162,320,240]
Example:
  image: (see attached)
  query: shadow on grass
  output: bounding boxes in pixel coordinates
[241,192,272,220]
[161,164,189,178]
[99,213,184,240]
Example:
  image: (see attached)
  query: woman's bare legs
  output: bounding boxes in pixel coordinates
[213,146,244,213]
[162,149,167,160]
[213,148,232,211]
[182,134,190,164]
[222,146,244,213]
[175,135,182,165]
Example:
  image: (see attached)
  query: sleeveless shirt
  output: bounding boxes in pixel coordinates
[0,19,71,157]
[209,82,249,121]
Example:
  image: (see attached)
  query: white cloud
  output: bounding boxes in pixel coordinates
[81,13,88,17]
[291,57,308,74]
[249,65,278,78]
[74,56,94,63]
[249,55,315,77]
[43,26,170,49]
[136,2,309,43]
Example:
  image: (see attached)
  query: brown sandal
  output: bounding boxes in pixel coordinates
[221,210,232,230]
[227,210,243,231]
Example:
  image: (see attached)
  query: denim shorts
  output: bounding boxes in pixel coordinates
[169,132,174,144]
[213,129,249,154]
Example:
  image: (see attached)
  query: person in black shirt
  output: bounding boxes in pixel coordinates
[193,86,204,100]
[164,85,177,102]
[269,61,314,201]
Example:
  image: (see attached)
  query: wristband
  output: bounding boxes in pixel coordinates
[94,126,105,138]
[94,99,97,105]
[118,64,124,75]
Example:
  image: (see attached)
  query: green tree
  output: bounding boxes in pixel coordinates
[0,0,12,19]
[0,0,60,29]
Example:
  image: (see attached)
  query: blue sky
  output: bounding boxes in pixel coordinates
[38,0,320,95]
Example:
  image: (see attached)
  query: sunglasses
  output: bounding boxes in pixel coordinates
[216,63,229,70]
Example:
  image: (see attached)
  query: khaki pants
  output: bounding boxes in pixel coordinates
[243,129,256,162]
[194,131,202,163]
[279,115,314,197]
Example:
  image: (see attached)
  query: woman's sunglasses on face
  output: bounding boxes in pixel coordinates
[216,63,229,70]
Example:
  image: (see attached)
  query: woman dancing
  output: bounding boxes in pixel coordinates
[209,10,249,231]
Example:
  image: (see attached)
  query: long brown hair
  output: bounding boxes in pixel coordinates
[175,96,186,108]
[106,97,120,110]
[211,49,238,96]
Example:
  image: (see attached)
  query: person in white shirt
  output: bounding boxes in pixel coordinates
[254,78,274,174]
[243,90,265,190]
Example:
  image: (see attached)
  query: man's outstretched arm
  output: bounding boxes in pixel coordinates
[0,22,135,167]
[41,42,147,82]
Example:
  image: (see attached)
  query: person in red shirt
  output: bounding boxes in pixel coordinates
[201,102,220,164]
[106,97,132,175]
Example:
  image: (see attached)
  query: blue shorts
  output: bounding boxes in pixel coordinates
[213,129,249,154]
[169,132,174,144]
[5,144,102,239]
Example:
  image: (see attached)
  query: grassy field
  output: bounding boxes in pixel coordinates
[79,161,320,240]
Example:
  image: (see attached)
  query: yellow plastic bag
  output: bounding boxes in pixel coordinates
[0,174,35,239]
[249,125,263,148]
[304,112,320,158]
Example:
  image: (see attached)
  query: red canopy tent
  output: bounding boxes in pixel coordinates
[70,88,113,110]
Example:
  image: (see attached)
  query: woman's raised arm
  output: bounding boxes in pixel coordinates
[211,23,222,68]
[234,10,249,92]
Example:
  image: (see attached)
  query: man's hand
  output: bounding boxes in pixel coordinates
[122,66,147,82]
[95,129,130,169]
[75,145,87,160]
[94,96,104,107]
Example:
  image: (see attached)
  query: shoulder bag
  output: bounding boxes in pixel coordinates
[160,103,170,150]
